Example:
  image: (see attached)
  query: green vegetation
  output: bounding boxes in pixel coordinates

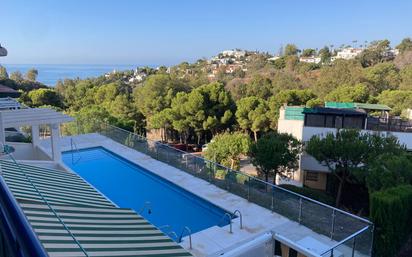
[306,130,408,207]
[250,132,301,184]
[204,132,251,170]
[370,185,412,257]
[2,37,412,255]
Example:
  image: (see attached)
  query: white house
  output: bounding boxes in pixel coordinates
[221,49,246,58]
[299,56,321,64]
[334,47,363,60]
[277,103,412,190]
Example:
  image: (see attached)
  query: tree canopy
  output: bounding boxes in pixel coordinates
[204,132,251,170]
[250,132,301,184]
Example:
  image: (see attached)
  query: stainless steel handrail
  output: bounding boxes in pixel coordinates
[233,210,243,229]
[179,226,192,249]
[218,212,233,233]
[70,138,81,164]
[138,201,152,215]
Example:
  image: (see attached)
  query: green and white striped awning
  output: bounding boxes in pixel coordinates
[0,160,192,257]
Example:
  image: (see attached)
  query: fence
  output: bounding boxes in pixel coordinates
[62,120,374,257]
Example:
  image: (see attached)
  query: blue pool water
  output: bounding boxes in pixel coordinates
[62,147,231,240]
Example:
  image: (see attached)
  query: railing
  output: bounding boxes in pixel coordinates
[61,120,374,256]
[179,226,192,249]
[70,138,81,164]
[366,117,412,133]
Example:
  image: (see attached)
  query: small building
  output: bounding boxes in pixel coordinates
[299,56,321,64]
[334,47,363,60]
[278,102,412,190]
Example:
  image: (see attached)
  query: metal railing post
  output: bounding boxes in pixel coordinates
[330,209,336,240]
[226,168,230,190]
[247,176,250,201]
[298,197,302,224]
[271,188,274,212]
[369,225,374,256]
[351,236,356,257]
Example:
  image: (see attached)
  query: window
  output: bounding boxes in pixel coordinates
[325,115,334,127]
[289,248,298,257]
[305,114,325,127]
[343,116,364,129]
[306,171,319,182]
[274,240,282,256]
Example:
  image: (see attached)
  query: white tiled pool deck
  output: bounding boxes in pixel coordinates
[40,133,343,257]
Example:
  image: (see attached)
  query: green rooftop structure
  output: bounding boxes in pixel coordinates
[325,101,392,111]
[284,106,306,120]
[0,160,192,257]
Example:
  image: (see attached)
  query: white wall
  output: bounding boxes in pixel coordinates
[277,109,305,140]
[300,153,329,172]
[303,127,412,150]
[389,131,412,150]
[2,142,52,161]
[302,127,337,142]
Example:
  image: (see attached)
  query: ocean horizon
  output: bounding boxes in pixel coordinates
[0,64,153,86]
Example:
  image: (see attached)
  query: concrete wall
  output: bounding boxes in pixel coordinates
[277,108,305,140]
[3,142,51,161]
[302,126,412,150]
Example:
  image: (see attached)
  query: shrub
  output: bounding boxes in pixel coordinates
[370,185,412,257]
[279,184,335,206]
[215,169,227,179]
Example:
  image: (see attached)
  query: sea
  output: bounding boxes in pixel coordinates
[1,64,140,86]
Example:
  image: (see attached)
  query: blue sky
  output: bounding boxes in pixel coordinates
[1,0,411,65]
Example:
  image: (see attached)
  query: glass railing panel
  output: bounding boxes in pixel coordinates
[272,186,300,222]
[352,225,373,257]
[333,210,368,242]
[300,197,334,237]
[332,237,355,257]
[248,178,272,210]
[225,169,249,200]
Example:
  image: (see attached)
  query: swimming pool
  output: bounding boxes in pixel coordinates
[62,147,232,241]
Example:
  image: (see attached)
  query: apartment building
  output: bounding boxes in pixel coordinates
[277,102,412,190]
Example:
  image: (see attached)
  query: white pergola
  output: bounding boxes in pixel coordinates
[0,108,73,161]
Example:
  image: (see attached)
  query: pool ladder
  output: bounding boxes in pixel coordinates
[218,210,243,234]
[70,138,81,164]
[160,225,192,249]
[178,226,192,249]
[138,201,152,215]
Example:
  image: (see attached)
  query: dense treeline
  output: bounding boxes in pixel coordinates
[3,38,412,144]
[2,39,412,256]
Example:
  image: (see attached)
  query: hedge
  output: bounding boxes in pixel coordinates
[370,185,412,257]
